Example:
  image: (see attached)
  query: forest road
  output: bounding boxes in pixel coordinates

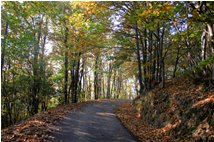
[50,100,138,142]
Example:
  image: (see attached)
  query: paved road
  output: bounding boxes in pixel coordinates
[50,100,137,142]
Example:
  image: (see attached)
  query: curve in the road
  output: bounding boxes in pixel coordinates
[50,100,138,142]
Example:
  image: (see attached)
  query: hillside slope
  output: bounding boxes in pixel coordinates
[116,78,214,141]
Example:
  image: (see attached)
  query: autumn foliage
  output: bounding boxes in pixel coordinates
[1,1,214,141]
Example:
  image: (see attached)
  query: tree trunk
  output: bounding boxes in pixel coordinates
[160,27,165,88]
[173,46,181,77]
[72,53,80,103]
[111,70,116,98]
[107,62,112,98]
[148,30,153,90]
[31,27,41,115]
[63,20,69,104]
[79,58,84,100]
[134,21,143,95]
[94,54,99,100]
[142,29,148,91]
[1,20,9,78]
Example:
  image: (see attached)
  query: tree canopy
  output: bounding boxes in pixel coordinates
[1,1,214,128]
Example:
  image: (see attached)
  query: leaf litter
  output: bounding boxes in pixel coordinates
[116,77,214,142]
[1,101,94,142]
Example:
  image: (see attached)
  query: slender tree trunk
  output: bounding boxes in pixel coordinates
[102,73,105,98]
[117,71,122,99]
[160,27,165,88]
[1,20,9,125]
[40,18,47,74]
[79,58,84,101]
[31,27,41,115]
[1,20,9,78]
[111,70,116,98]
[201,29,207,60]
[68,60,75,102]
[162,59,165,88]
[63,20,69,104]
[148,30,153,90]
[83,65,87,100]
[107,62,112,98]
[186,16,193,69]
[143,29,148,91]
[157,23,163,84]
[40,19,48,110]
[73,53,80,103]
[135,21,143,95]
[94,54,99,100]
[88,76,91,99]
[173,46,181,77]
[152,35,157,87]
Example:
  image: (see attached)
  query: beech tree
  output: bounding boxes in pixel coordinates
[1,1,213,128]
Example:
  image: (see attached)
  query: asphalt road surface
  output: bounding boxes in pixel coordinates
[50,100,138,142]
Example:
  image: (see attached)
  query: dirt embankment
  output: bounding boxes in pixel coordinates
[116,78,214,142]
